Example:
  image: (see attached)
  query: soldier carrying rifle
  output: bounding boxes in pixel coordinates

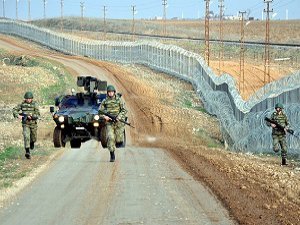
[265,103,290,166]
[12,92,40,159]
[99,85,127,162]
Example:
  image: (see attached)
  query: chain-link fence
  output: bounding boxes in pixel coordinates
[1,19,299,154]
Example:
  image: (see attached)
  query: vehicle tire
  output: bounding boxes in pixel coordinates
[53,127,65,148]
[100,126,108,148]
[70,139,81,148]
[116,130,126,148]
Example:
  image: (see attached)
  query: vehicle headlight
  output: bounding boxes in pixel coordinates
[93,122,99,127]
[58,116,65,123]
[94,115,100,121]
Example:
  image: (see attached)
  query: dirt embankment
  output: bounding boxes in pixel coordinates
[90,61,300,225]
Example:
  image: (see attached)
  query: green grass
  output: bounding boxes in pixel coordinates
[39,61,76,105]
[194,128,223,148]
[0,145,56,190]
[0,51,39,67]
[0,146,22,163]
[179,91,208,114]
[0,146,22,189]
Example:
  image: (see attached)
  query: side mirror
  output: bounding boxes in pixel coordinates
[55,97,60,106]
[50,106,55,113]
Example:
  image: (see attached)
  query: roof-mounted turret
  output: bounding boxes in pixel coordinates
[77,76,107,93]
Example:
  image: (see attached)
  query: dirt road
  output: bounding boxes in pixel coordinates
[0,142,234,225]
[0,36,235,225]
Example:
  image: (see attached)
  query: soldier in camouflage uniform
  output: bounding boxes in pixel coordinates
[12,92,40,159]
[99,85,127,162]
[268,103,289,166]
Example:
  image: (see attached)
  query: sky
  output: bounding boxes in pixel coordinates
[2,0,300,21]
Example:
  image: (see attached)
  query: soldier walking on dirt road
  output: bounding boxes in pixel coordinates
[267,103,290,166]
[12,92,40,159]
[99,85,127,162]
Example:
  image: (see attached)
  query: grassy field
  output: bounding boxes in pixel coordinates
[0,49,76,104]
[32,17,300,44]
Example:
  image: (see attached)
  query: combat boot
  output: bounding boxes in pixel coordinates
[25,148,31,159]
[30,142,34,150]
[281,158,288,166]
[110,151,115,162]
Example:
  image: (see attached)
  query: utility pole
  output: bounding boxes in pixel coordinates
[162,0,167,36]
[218,0,224,74]
[60,0,64,31]
[103,6,107,40]
[43,0,47,19]
[239,11,246,93]
[80,2,85,33]
[264,0,273,84]
[2,0,5,18]
[16,0,18,20]
[131,5,136,41]
[204,0,210,66]
[28,0,31,22]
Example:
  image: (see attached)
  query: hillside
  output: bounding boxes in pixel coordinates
[32,17,300,44]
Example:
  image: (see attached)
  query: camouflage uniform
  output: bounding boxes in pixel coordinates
[270,111,289,159]
[99,94,127,153]
[12,97,40,153]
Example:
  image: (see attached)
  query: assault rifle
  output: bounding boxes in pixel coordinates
[265,117,294,135]
[99,110,135,128]
[19,113,38,124]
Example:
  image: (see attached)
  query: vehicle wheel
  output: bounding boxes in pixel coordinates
[116,130,126,148]
[100,126,108,148]
[70,139,81,148]
[53,127,65,148]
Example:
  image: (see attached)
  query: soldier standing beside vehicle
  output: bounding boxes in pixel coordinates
[12,92,40,159]
[99,85,127,162]
[267,103,290,166]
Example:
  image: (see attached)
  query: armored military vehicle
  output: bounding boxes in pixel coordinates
[50,76,126,149]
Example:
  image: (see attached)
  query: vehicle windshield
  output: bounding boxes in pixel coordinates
[60,97,98,108]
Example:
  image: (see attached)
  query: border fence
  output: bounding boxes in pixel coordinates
[1,19,299,154]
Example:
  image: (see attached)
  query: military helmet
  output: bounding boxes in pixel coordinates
[24,91,33,99]
[275,103,284,109]
[107,85,116,92]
